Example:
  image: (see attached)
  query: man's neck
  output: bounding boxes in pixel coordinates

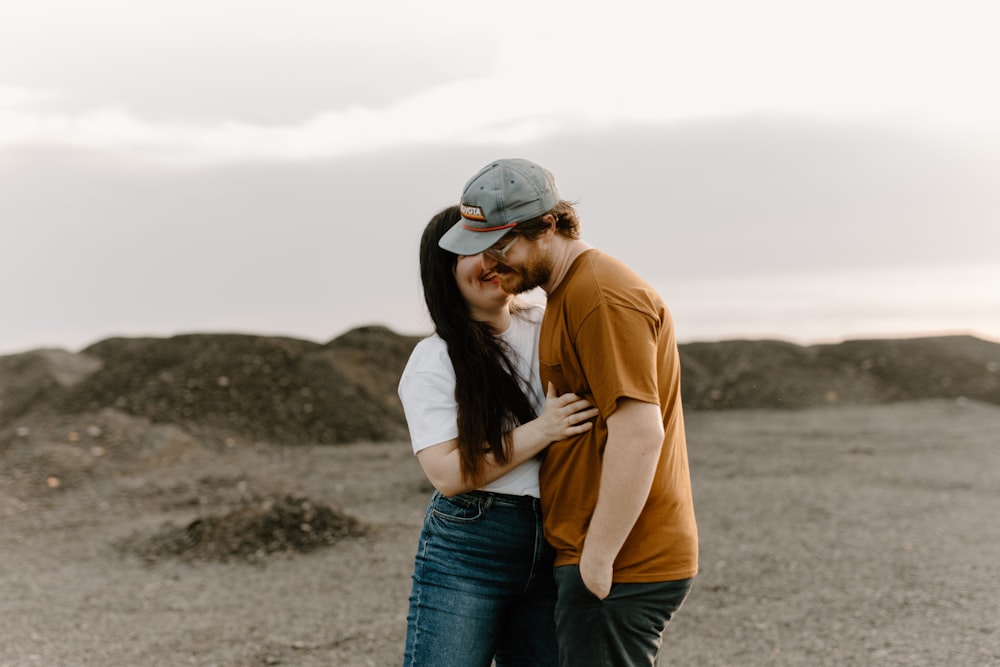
[542,239,592,294]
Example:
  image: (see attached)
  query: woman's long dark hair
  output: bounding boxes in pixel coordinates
[419,205,538,485]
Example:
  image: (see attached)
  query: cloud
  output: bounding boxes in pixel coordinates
[0,79,607,165]
[3,114,998,356]
[4,1,999,166]
[3,0,999,353]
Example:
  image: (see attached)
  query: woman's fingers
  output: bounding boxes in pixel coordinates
[566,407,599,426]
[547,389,597,433]
[553,393,593,409]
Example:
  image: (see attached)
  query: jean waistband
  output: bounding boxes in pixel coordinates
[451,490,540,509]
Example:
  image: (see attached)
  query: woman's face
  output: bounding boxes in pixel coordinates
[453,252,510,319]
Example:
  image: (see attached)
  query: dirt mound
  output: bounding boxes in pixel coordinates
[680,334,1000,409]
[37,329,420,444]
[118,494,369,563]
[0,348,101,423]
[321,325,424,414]
[3,329,998,448]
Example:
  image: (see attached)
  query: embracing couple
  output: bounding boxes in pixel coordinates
[398,159,699,667]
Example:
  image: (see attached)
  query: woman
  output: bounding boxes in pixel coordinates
[398,205,597,666]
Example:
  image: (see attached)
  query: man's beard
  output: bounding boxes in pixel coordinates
[499,253,552,295]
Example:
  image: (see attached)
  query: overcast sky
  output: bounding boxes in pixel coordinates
[2,0,999,355]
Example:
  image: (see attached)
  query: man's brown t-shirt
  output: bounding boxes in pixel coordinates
[539,249,698,582]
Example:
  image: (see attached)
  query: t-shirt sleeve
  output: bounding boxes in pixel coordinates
[397,347,459,454]
[576,302,661,418]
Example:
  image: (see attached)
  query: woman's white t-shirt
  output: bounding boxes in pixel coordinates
[397,306,545,497]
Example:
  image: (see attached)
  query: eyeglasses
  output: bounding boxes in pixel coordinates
[483,234,519,261]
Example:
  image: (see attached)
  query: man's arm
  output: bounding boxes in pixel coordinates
[579,398,664,598]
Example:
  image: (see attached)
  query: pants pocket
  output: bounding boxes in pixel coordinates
[429,491,485,524]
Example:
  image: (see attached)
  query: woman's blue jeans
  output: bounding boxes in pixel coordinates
[402,490,558,667]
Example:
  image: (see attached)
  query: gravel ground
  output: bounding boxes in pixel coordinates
[2,399,998,666]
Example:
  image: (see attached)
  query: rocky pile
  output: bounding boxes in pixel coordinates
[117,494,369,563]
[680,334,1000,409]
[1,326,420,445]
[2,328,999,446]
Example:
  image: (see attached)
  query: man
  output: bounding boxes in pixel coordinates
[439,158,699,666]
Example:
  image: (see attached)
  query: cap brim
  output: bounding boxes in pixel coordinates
[438,221,512,256]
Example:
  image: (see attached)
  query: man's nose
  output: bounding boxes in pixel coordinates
[480,252,499,269]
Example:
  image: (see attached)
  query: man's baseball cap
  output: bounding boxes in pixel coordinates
[438,158,559,256]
